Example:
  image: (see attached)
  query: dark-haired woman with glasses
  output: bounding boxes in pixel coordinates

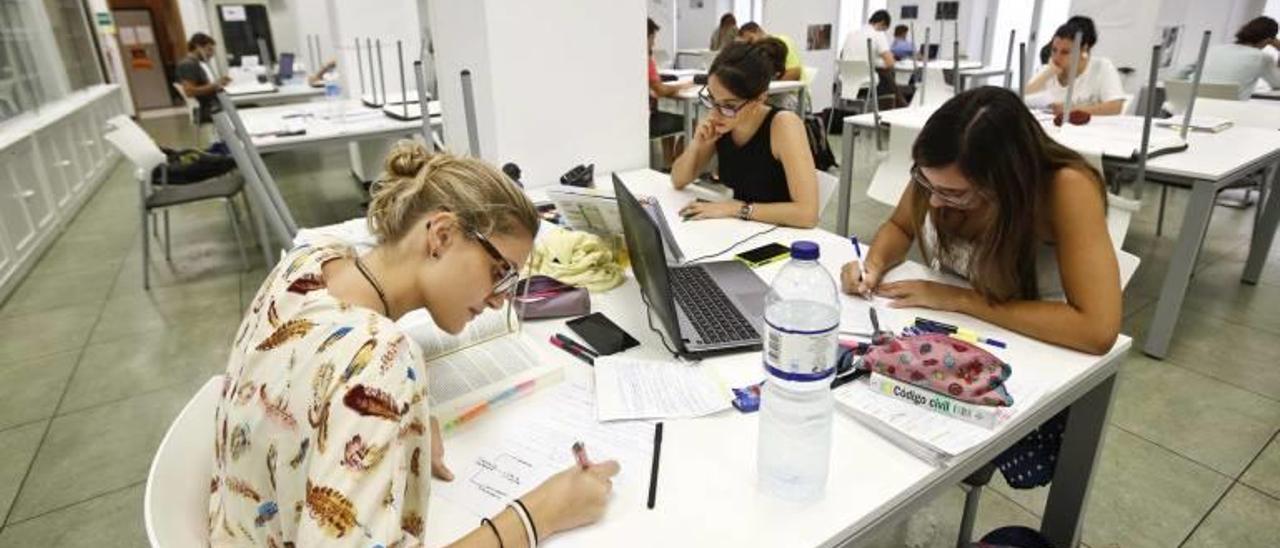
[840,87,1121,355]
[670,42,819,228]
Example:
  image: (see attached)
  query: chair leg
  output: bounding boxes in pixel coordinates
[956,484,983,548]
[141,208,151,290]
[1157,185,1169,237]
[163,210,172,261]
[226,198,250,272]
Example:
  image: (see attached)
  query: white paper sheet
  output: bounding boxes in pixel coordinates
[593,357,730,421]
[431,381,656,518]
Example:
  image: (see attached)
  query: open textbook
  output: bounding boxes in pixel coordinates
[397,304,563,432]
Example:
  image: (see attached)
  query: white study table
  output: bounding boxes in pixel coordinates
[891,58,984,74]
[303,169,1128,547]
[836,108,1280,360]
[667,80,807,144]
[227,79,324,107]
[236,98,440,154]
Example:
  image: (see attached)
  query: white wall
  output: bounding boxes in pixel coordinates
[329,0,421,100]
[1075,0,1265,92]
[886,0,990,61]
[432,0,648,187]
[764,0,840,110]
[679,0,732,49]
[649,0,677,66]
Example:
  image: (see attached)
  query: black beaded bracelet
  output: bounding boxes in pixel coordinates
[481,517,504,548]
[514,499,540,543]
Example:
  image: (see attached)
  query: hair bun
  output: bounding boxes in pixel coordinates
[383,140,431,178]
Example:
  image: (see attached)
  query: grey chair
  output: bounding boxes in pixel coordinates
[103,115,249,289]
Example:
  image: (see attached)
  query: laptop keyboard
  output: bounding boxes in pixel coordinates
[670,266,759,345]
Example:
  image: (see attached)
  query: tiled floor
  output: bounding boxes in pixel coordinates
[0,116,1276,547]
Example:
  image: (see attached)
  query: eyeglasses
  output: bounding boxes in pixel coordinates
[470,230,519,296]
[911,165,978,207]
[697,87,750,118]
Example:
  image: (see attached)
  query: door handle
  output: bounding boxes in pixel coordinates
[55,160,72,167]
[15,190,36,199]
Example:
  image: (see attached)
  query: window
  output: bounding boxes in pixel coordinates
[0,0,101,124]
[42,0,102,91]
[0,0,50,122]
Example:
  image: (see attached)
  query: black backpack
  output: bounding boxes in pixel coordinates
[152,147,236,185]
[803,113,838,171]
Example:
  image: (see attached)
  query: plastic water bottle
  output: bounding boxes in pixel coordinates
[757,240,839,502]
[323,73,342,119]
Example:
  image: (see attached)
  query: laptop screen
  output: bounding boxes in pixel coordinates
[612,175,682,350]
[277,53,295,80]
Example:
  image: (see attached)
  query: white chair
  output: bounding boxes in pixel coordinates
[103,115,249,289]
[1163,79,1242,113]
[144,375,223,548]
[815,169,839,216]
[800,65,819,115]
[172,83,204,147]
[833,59,875,116]
[910,66,953,108]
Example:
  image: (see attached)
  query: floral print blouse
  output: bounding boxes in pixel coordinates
[209,237,432,547]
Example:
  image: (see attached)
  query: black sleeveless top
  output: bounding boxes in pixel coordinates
[716,107,791,203]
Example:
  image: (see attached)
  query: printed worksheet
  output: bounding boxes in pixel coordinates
[432,381,656,518]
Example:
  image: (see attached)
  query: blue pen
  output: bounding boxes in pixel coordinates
[850,236,871,299]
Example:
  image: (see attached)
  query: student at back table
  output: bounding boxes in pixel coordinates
[1176,16,1280,99]
[840,87,1121,355]
[737,22,802,81]
[1024,16,1125,116]
[670,42,818,228]
[175,32,231,123]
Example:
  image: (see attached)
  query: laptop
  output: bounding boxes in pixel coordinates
[613,174,769,357]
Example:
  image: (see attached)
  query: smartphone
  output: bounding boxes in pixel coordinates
[566,313,640,355]
[734,242,790,268]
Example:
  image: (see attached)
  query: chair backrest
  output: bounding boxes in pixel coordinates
[815,169,839,215]
[911,66,954,108]
[102,115,167,186]
[698,50,717,70]
[172,83,199,121]
[837,60,874,101]
[801,65,819,87]
[144,375,223,548]
[1163,78,1242,112]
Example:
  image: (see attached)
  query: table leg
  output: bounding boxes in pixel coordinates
[837,119,857,236]
[1041,374,1116,548]
[1244,161,1280,284]
[798,88,808,117]
[1142,180,1217,358]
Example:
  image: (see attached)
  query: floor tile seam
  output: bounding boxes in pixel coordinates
[1107,423,1238,481]
[1175,479,1235,548]
[2,257,125,526]
[52,374,208,420]
[1151,354,1280,406]
[0,479,146,530]
[0,418,51,438]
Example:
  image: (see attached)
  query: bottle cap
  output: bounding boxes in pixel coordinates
[790,241,819,260]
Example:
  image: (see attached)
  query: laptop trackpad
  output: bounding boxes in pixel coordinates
[701,261,768,319]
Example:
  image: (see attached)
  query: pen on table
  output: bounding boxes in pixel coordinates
[914,317,1007,348]
[548,335,595,365]
[647,422,663,510]
[572,441,592,470]
[554,333,598,357]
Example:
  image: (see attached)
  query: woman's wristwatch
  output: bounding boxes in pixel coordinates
[738,202,754,220]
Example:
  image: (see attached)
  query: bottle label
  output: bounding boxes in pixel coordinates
[763,320,838,382]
